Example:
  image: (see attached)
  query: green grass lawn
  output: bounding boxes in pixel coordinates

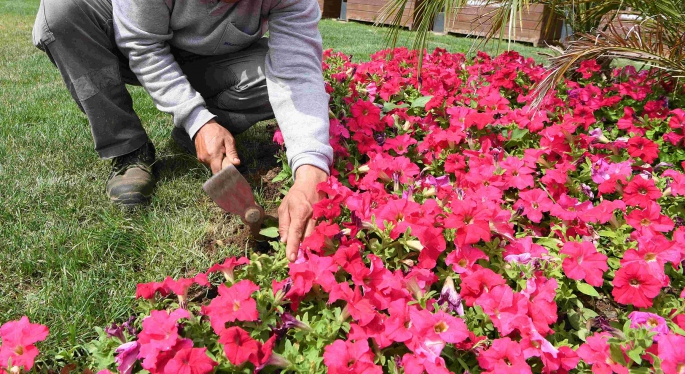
[0,0,548,360]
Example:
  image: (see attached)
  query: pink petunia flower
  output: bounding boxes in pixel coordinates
[114,341,140,374]
[0,317,49,371]
[628,312,669,341]
[658,333,685,374]
[559,241,608,287]
[577,332,629,374]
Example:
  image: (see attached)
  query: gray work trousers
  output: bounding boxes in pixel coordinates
[32,0,275,159]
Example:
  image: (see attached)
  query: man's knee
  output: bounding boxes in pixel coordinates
[42,0,90,37]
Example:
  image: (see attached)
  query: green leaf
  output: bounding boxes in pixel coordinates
[627,348,643,365]
[272,169,290,183]
[510,128,529,140]
[536,237,563,251]
[609,343,627,366]
[576,282,600,297]
[598,230,617,238]
[259,226,280,238]
[383,102,409,113]
[411,95,433,108]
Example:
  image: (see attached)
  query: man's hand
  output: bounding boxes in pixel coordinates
[278,165,328,262]
[194,119,240,174]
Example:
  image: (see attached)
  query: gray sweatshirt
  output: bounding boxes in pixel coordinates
[113,0,333,174]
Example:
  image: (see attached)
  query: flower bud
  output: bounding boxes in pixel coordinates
[357,164,370,173]
[405,240,424,251]
[281,312,312,331]
[422,186,436,197]
[257,354,291,371]
[105,323,126,344]
[405,277,424,300]
[437,277,464,316]
[340,305,351,322]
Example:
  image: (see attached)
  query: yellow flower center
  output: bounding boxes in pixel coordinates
[434,321,449,334]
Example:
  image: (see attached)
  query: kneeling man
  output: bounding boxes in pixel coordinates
[32,0,332,260]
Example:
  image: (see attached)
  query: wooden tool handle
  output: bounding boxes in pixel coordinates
[221,157,234,170]
[244,206,263,224]
[243,205,265,238]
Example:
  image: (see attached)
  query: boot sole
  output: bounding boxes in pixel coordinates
[110,191,151,207]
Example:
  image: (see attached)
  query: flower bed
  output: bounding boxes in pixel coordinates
[4,48,685,373]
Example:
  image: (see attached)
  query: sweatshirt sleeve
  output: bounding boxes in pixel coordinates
[266,0,334,175]
[112,0,216,139]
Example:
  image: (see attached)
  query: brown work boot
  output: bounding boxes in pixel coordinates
[106,142,156,207]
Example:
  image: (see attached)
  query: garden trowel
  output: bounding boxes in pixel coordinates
[203,159,265,238]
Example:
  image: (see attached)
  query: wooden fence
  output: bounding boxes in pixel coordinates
[444,2,562,46]
[319,0,564,46]
[345,0,417,28]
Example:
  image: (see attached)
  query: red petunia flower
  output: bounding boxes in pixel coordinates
[622,176,661,208]
[141,339,193,374]
[579,199,626,224]
[577,333,629,374]
[559,241,608,287]
[136,281,170,300]
[515,189,554,223]
[475,284,532,336]
[201,280,259,334]
[444,199,492,246]
[287,254,338,299]
[218,327,260,367]
[206,257,249,282]
[323,339,382,374]
[383,134,418,155]
[477,338,532,374]
[402,352,450,374]
[409,309,469,345]
[137,309,191,354]
[350,100,382,129]
[163,348,217,374]
[612,263,662,308]
[162,274,209,305]
[459,267,506,306]
[445,245,488,274]
[384,299,415,343]
[627,136,659,164]
[621,234,680,284]
[549,194,593,221]
[663,169,685,197]
[626,202,674,235]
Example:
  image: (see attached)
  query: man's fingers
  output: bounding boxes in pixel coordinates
[278,203,291,244]
[286,214,306,262]
[210,157,223,175]
[304,218,316,239]
[224,138,240,165]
